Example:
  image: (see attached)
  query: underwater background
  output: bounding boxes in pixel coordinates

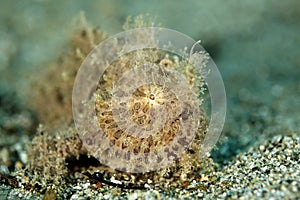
[0,0,299,199]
